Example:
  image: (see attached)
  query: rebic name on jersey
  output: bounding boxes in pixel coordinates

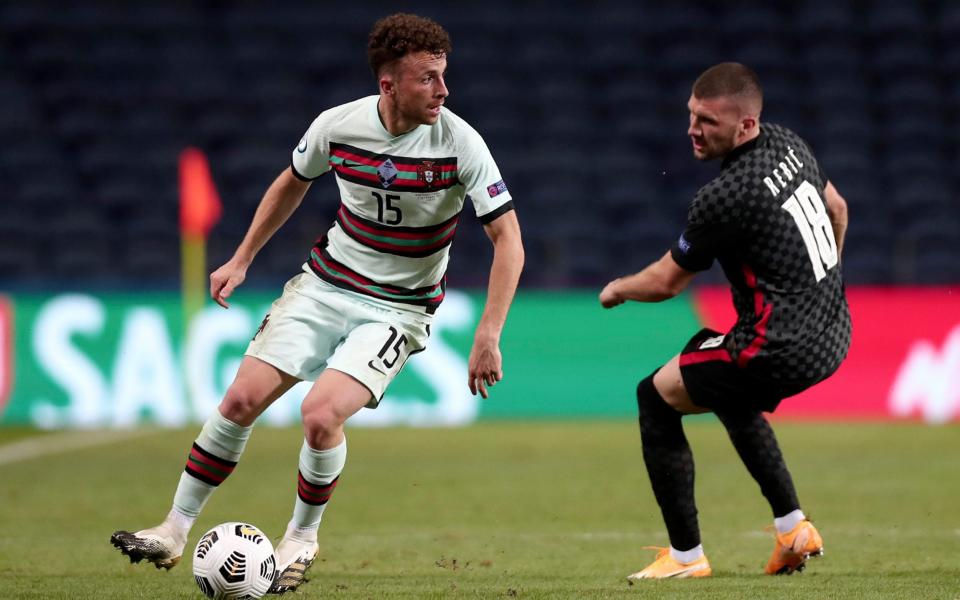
[291,95,514,315]
[671,124,851,383]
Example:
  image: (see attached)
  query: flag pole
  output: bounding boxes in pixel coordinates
[179,148,223,404]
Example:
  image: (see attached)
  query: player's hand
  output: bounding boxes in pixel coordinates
[467,335,503,399]
[599,280,624,308]
[209,260,248,308]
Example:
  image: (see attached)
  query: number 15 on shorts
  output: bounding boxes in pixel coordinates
[368,325,408,375]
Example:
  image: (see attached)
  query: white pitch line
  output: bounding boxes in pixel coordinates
[0,429,154,466]
[343,531,661,543]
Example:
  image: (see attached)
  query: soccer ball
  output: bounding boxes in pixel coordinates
[192,522,277,600]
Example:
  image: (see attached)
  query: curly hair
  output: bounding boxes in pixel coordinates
[367,13,452,77]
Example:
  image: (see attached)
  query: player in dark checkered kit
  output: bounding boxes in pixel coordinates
[600,63,851,579]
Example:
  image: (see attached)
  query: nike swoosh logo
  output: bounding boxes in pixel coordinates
[367,360,385,374]
[341,160,366,169]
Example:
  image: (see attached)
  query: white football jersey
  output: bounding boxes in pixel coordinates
[291,95,513,314]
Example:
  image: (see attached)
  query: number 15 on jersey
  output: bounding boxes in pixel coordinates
[781,180,838,282]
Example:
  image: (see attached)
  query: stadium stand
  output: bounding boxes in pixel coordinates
[0,1,957,287]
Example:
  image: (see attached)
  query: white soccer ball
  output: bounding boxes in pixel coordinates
[192,522,277,600]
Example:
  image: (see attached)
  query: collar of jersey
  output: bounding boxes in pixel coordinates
[372,96,429,141]
[721,127,766,170]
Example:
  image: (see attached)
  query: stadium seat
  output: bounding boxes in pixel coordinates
[649,3,713,41]
[732,40,794,75]
[878,77,942,114]
[816,113,874,145]
[44,210,115,280]
[886,149,947,182]
[913,251,960,284]
[803,41,862,74]
[658,41,723,81]
[1,1,957,287]
[842,253,894,284]
[792,2,856,38]
[891,182,954,223]
[721,4,783,39]
[864,1,927,38]
[887,116,945,153]
[870,40,935,77]
[938,2,960,39]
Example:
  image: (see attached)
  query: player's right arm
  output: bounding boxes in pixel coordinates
[823,180,848,260]
[210,168,311,308]
[212,110,333,308]
[601,182,736,308]
[600,251,697,307]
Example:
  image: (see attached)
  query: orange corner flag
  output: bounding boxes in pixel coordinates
[179,147,223,239]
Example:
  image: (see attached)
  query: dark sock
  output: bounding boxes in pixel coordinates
[636,373,700,551]
[714,409,800,517]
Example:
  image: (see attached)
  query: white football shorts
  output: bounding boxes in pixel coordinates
[245,272,431,407]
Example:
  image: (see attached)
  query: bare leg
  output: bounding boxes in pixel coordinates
[112,356,299,568]
[219,356,301,425]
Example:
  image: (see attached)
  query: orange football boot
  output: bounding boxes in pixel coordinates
[627,547,712,581]
[765,520,824,575]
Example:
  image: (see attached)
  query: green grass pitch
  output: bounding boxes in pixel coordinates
[1,421,957,599]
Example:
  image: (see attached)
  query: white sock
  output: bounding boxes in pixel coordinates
[283,520,320,544]
[172,411,253,520]
[289,437,347,537]
[774,509,806,534]
[670,544,704,563]
[163,508,195,540]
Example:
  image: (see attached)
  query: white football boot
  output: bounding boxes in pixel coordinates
[111,518,187,570]
[269,534,320,594]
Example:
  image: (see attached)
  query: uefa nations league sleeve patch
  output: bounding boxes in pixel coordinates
[487,179,508,198]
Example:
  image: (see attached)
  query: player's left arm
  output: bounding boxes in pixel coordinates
[823,180,848,260]
[468,210,524,399]
[600,251,697,308]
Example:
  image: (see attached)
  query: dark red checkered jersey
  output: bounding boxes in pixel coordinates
[670,123,852,383]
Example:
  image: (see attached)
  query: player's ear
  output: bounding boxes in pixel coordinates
[378,63,398,96]
[379,74,394,96]
[741,115,758,136]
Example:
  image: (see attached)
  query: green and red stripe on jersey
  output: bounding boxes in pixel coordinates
[328,142,458,192]
[336,204,460,258]
[184,443,237,487]
[297,472,339,506]
[308,237,445,313]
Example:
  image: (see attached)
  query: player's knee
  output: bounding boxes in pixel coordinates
[636,371,660,412]
[637,370,677,421]
[715,408,764,435]
[301,401,344,441]
[220,384,265,424]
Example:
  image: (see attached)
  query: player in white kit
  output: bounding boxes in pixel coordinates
[111,13,524,594]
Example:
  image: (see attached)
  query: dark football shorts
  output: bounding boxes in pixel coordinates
[678,328,824,413]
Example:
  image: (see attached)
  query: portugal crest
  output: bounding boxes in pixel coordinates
[417,160,437,189]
